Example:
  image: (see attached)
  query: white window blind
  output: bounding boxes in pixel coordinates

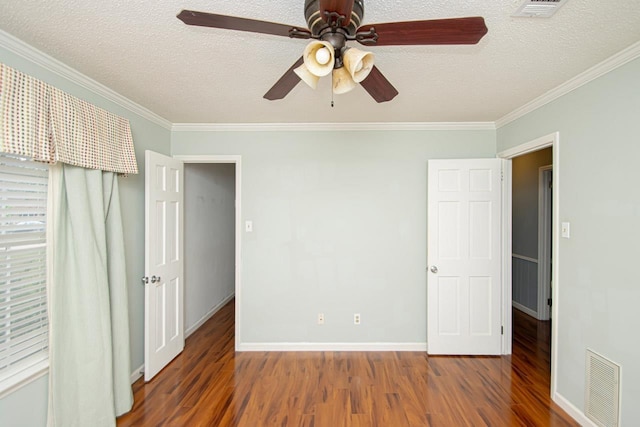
[0,153,49,394]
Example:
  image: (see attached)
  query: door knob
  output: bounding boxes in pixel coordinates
[430,266,438,274]
[150,275,161,283]
[141,276,149,285]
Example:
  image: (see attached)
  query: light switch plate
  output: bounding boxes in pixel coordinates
[561,222,570,238]
[245,220,253,232]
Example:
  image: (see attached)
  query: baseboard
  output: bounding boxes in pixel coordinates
[185,293,235,338]
[553,391,597,427]
[236,342,428,352]
[512,301,538,319]
[130,363,144,385]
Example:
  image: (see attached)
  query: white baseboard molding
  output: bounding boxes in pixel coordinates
[512,301,539,319]
[185,293,235,338]
[130,363,144,385]
[553,391,597,427]
[236,342,428,352]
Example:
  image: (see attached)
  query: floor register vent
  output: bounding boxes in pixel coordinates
[585,349,620,427]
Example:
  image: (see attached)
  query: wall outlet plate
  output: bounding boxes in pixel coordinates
[354,313,361,325]
[317,313,324,325]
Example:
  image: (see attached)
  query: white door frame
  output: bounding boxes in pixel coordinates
[537,165,553,321]
[174,155,242,351]
[498,131,560,397]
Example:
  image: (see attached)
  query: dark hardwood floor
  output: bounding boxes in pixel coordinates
[117,302,576,426]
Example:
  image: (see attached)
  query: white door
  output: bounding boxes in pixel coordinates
[144,150,184,381]
[427,159,502,355]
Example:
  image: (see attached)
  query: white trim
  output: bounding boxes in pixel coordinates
[130,364,144,385]
[172,122,496,132]
[174,155,240,163]
[185,293,235,338]
[496,40,640,128]
[237,342,428,352]
[500,158,513,355]
[512,302,538,319]
[537,166,553,321]
[0,360,48,399]
[174,155,243,351]
[553,392,597,427]
[499,131,560,399]
[498,132,554,158]
[512,253,538,263]
[0,29,172,130]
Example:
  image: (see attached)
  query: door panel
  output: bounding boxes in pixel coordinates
[145,150,184,381]
[428,159,501,355]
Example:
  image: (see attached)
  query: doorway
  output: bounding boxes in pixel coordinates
[511,148,552,320]
[176,155,242,350]
[499,132,559,397]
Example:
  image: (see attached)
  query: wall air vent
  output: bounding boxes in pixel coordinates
[512,0,568,18]
[585,350,621,427]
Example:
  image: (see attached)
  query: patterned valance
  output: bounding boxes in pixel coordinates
[0,63,138,174]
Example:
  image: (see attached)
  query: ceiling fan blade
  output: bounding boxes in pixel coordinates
[357,17,487,46]
[319,0,354,26]
[263,57,305,101]
[177,10,311,38]
[360,66,398,103]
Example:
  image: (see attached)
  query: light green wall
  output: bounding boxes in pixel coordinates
[172,130,496,345]
[0,46,171,426]
[498,57,640,424]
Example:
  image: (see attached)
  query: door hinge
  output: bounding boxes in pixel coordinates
[501,171,504,181]
[547,298,552,306]
[501,326,504,335]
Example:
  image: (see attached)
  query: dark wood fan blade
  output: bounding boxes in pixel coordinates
[320,0,354,26]
[177,10,311,38]
[360,66,398,103]
[357,17,487,46]
[263,57,305,101]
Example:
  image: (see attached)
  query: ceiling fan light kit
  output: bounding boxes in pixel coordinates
[177,0,488,103]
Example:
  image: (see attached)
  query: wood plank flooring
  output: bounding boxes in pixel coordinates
[117,302,577,426]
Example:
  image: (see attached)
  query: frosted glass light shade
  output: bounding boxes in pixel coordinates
[332,67,357,94]
[343,48,374,83]
[294,64,320,89]
[303,40,335,77]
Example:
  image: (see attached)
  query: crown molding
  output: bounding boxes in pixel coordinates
[3,27,636,134]
[496,40,640,129]
[172,121,496,132]
[0,29,172,130]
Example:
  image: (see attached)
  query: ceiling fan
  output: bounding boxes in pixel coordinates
[177,0,488,103]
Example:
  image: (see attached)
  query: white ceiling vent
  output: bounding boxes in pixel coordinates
[512,0,568,18]
[585,350,621,427]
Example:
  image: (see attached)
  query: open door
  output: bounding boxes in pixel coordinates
[144,150,184,381]
[427,159,502,355]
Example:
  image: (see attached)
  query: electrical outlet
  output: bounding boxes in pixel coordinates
[317,313,324,325]
[354,313,361,325]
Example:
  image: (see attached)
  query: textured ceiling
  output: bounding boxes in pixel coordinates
[0,0,639,124]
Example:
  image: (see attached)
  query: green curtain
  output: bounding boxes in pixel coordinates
[47,163,133,427]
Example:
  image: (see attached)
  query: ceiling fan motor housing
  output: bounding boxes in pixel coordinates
[304,0,365,36]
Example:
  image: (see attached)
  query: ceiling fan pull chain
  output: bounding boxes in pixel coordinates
[331,72,334,107]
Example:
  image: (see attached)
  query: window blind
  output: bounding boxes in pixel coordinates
[0,154,48,389]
